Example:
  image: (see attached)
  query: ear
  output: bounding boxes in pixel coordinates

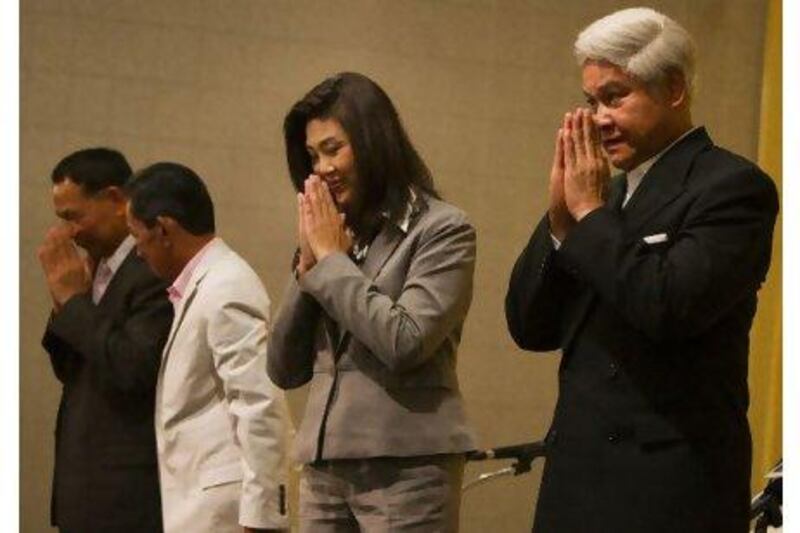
[156,215,180,238]
[103,185,126,203]
[666,69,689,108]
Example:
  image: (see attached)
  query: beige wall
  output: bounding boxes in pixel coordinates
[21,1,769,531]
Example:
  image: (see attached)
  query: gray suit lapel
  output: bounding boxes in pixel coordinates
[332,205,422,355]
[360,224,405,281]
[329,225,404,356]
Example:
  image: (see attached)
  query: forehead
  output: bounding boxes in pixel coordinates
[305,117,348,146]
[52,178,89,206]
[581,60,637,93]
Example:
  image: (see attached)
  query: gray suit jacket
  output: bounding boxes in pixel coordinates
[268,193,477,463]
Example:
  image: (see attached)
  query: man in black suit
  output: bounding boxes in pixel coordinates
[37,148,173,532]
[505,8,778,533]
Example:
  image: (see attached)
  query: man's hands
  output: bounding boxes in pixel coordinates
[548,108,611,240]
[295,175,352,277]
[37,224,92,311]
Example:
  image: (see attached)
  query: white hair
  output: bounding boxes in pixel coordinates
[574,7,696,95]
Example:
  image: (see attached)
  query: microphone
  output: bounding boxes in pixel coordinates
[467,441,546,461]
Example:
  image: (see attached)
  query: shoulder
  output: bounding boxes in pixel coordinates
[415,195,474,233]
[200,246,269,304]
[689,145,778,208]
[119,251,170,295]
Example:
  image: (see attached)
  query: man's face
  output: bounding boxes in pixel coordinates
[52,178,125,260]
[582,60,678,171]
[305,117,360,216]
[126,205,173,281]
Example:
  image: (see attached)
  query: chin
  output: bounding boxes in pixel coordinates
[334,194,350,212]
[608,152,636,171]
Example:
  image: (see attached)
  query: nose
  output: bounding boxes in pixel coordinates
[593,105,614,130]
[313,156,335,177]
[64,220,80,238]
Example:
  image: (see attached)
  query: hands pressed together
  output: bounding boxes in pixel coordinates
[295,175,353,277]
[548,108,610,241]
[37,224,93,311]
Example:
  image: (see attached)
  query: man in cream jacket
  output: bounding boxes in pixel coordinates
[126,161,290,533]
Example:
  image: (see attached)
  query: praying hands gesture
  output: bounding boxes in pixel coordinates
[37,224,93,311]
[295,175,352,277]
[548,108,610,240]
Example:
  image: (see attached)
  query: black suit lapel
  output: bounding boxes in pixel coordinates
[623,127,712,234]
[560,129,711,354]
[95,249,139,309]
[560,175,625,352]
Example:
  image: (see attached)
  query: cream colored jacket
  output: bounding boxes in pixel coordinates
[156,238,290,532]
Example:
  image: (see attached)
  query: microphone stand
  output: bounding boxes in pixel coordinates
[463,441,546,493]
[751,459,782,533]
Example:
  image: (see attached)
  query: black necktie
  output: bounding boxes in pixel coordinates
[608,175,628,212]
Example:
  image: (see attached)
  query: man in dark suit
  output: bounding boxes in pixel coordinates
[505,8,778,533]
[37,148,173,532]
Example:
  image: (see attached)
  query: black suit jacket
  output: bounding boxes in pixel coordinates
[506,128,778,533]
[42,249,173,532]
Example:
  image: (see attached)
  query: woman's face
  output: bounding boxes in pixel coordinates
[305,117,359,215]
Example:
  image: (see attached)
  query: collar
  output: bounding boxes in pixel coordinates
[379,187,418,233]
[624,126,700,205]
[391,187,418,234]
[99,235,135,276]
[352,189,418,263]
[167,237,218,305]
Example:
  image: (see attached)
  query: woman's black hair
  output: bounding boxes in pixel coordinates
[283,72,439,235]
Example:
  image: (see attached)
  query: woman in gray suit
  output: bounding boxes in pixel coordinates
[268,72,477,532]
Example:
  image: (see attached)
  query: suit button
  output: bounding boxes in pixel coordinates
[609,363,619,379]
[607,432,619,443]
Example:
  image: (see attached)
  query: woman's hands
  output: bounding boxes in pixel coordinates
[295,175,353,277]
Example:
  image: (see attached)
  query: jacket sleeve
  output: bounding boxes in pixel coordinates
[505,215,576,352]
[267,276,323,389]
[299,211,475,373]
[557,167,779,343]
[42,271,172,395]
[208,287,291,529]
[42,312,82,383]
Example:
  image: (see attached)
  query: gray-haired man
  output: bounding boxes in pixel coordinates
[506,8,778,532]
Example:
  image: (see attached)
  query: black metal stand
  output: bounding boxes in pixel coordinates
[463,441,546,492]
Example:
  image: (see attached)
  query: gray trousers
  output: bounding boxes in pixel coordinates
[299,454,465,532]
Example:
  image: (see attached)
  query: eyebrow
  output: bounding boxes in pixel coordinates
[306,136,343,151]
[585,81,629,97]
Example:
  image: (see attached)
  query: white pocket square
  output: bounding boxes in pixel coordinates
[643,233,669,244]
